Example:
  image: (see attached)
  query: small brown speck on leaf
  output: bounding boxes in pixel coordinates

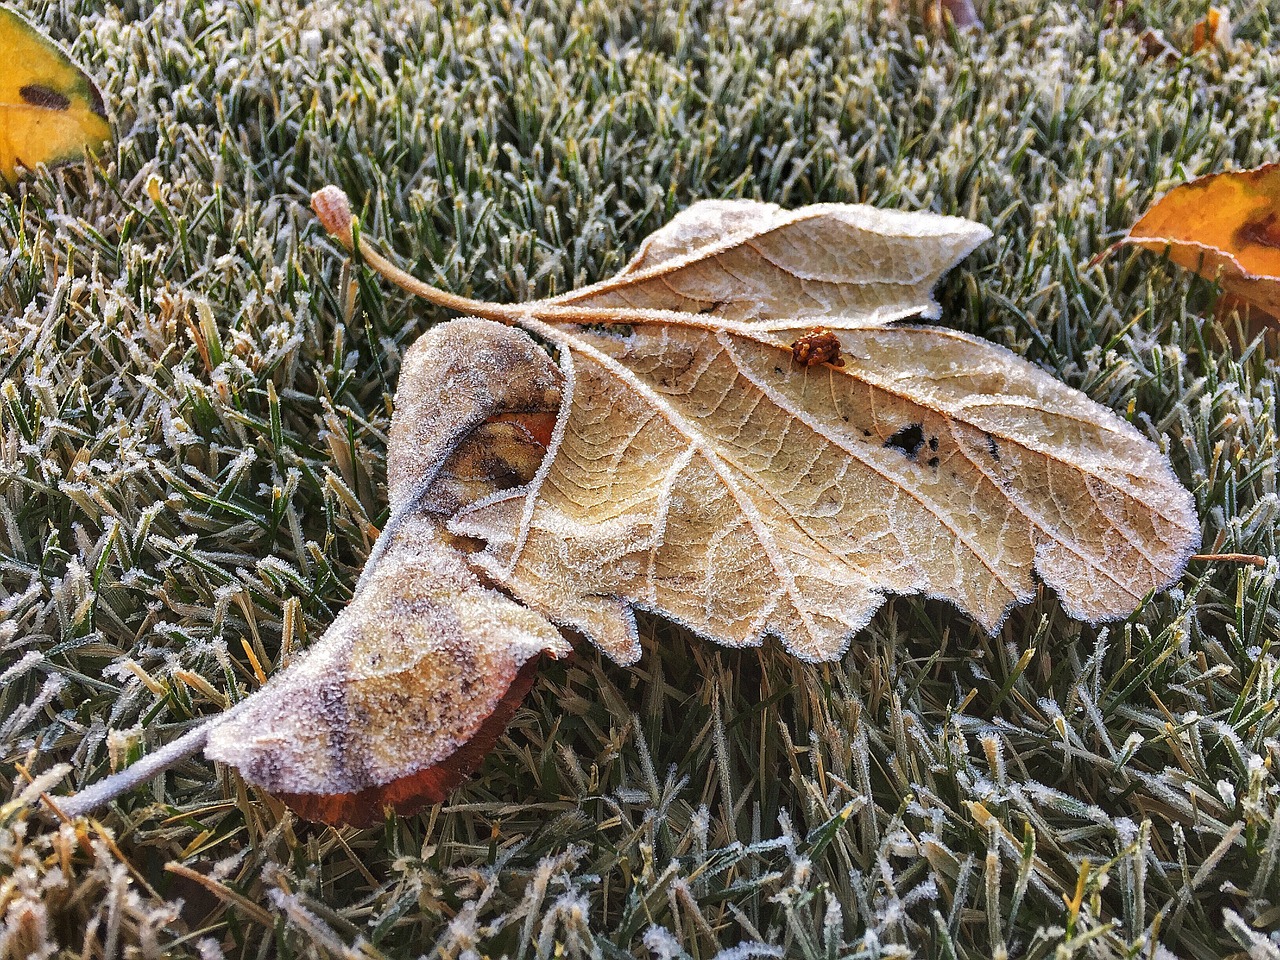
[791,328,844,367]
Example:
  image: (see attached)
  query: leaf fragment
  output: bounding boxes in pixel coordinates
[791,328,845,367]
[934,0,982,30]
[1119,164,1280,320]
[0,8,111,185]
[1191,7,1231,54]
[204,320,572,824]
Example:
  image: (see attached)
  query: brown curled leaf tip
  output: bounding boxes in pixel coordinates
[276,657,544,827]
[791,328,844,367]
[312,185,354,245]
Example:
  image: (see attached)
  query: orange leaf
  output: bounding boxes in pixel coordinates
[1119,164,1280,319]
[1191,7,1231,54]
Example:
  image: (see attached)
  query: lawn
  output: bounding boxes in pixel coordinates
[2,0,1279,957]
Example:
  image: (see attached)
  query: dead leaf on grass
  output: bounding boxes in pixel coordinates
[57,190,1200,824]
[1191,7,1232,54]
[1117,164,1280,321]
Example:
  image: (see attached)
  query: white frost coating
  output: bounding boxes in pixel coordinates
[205,512,569,795]
[0,650,44,685]
[643,926,685,960]
[56,720,221,819]
[16,764,71,808]
[546,198,993,328]
[708,942,785,960]
[454,306,1198,665]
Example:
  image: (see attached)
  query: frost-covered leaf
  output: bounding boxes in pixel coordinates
[59,190,1200,825]
[545,199,990,330]
[205,513,570,826]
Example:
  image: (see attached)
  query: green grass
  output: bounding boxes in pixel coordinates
[2,0,1280,956]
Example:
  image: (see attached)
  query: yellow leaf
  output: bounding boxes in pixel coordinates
[1120,164,1280,319]
[0,7,111,185]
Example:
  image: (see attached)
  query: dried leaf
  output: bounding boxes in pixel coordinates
[1137,27,1181,64]
[207,319,572,824]
[543,199,991,330]
[0,8,111,185]
[59,191,1200,824]
[1119,164,1280,319]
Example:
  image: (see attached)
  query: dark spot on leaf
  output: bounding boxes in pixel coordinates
[885,424,925,461]
[88,81,106,118]
[19,84,71,110]
[1238,212,1280,250]
[929,436,939,451]
[985,432,1001,463]
[928,456,940,468]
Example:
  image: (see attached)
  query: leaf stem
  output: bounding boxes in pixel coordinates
[52,700,253,818]
[310,185,747,331]
[312,186,517,323]
[1189,553,1269,567]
